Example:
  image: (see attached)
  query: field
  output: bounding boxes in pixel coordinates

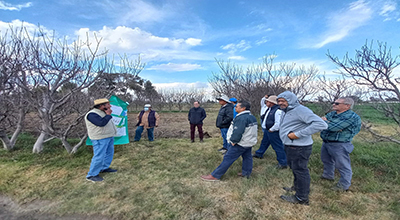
[0,108,399,219]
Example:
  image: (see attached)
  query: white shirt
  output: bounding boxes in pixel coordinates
[260,97,267,116]
[262,108,282,131]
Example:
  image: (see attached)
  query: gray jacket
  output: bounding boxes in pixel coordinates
[226,110,258,147]
[277,91,327,146]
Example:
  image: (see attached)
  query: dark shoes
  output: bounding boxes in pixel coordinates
[86,175,104,182]
[276,164,288,169]
[237,172,250,179]
[332,184,348,192]
[191,140,195,143]
[280,195,309,205]
[200,174,220,182]
[252,154,263,159]
[200,139,204,143]
[283,186,295,192]
[320,175,334,181]
[100,168,118,173]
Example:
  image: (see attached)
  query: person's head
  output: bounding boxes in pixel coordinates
[193,101,200,108]
[93,98,111,111]
[332,97,353,113]
[216,94,230,106]
[236,100,250,113]
[229,97,237,104]
[265,95,277,108]
[144,104,152,111]
[277,91,299,110]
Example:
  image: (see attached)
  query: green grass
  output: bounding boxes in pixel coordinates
[0,132,399,219]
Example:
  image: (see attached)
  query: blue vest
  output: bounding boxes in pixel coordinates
[265,105,279,130]
[136,110,156,127]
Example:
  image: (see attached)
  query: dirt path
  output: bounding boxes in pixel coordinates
[0,195,111,220]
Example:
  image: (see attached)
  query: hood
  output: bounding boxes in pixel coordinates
[277,91,300,111]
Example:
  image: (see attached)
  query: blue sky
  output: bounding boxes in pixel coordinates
[1,0,399,91]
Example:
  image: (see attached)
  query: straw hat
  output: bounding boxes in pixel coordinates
[265,95,278,104]
[93,98,109,106]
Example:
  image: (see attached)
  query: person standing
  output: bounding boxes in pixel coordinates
[201,101,258,181]
[230,97,238,118]
[277,91,327,205]
[260,94,269,116]
[216,94,234,154]
[85,98,117,182]
[253,95,288,169]
[320,97,361,191]
[134,104,160,142]
[188,101,207,143]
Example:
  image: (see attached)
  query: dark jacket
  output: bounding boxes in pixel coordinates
[216,103,234,128]
[226,110,258,147]
[188,107,207,124]
[265,104,280,130]
[136,110,157,127]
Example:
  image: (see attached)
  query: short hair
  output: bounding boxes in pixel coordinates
[94,103,106,109]
[238,100,251,110]
[338,97,355,109]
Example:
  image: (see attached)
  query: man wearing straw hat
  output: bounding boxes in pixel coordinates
[85,98,117,182]
[253,95,288,169]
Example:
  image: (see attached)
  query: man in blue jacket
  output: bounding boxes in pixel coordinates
[216,94,234,154]
[277,91,328,205]
[188,101,207,142]
[201,100,258,181]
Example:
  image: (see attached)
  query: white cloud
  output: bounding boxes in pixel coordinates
[255,37,269,46]
[312,0,373,48]
[147,63,202,72]
[0,1,32,11]
[0,20,51,37]
[221,40,251,54]
[154,82,211,90]
[74,26,207,62]
[228,56,246,60]
[380,1,396,16]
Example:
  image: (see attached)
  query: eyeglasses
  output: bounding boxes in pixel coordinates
[333,102,348,105]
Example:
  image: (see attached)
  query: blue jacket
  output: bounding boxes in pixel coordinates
[227,110,258,147]
[277,91,327,146]
[188,107,207,124]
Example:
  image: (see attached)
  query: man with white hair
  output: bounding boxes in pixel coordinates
[134,104,160,142]
[320,97,361,191]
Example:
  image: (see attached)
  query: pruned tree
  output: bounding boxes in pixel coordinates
[327,40,400,143]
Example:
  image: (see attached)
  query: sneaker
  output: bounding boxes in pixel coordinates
[283,186,295,192]
[200,139,204,143]
[191,140,195,143]
[252,154,263,159]
[237,172,250,178]
[218,148,227,154]
[86,175,104,182]
[320,175,334,181]
[280,195,309,205]
[200,174,220,182]
[331,185,348,192]
[276,164,288,169]
[100,168,118,173]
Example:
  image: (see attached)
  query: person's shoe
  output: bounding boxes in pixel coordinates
[218,148,227,154]
[200,139,204,143]
[320,175,334,181]
[100,168,118,173]
[86,175,104,182]
[276,164,288,169]
[331,185,348,192]
[200,174,219,182]
[280,195,309,205]
[237,172,250,178]
[191,139,195,143]
[252,154,263,159]
[283,186,295,192]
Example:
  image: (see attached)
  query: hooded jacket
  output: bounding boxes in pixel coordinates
[277,91,327,146]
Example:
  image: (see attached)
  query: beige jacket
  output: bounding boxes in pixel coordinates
[85,108,117,140]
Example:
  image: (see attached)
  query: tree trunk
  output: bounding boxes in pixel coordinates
[0,130,12,150]
[71,133,88,154]
[32,131,46,153]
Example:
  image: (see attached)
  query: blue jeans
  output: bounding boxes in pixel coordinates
[220,128,229,150]
[255,129,287,166]
[87,137,114,178]
[134,126,154,141]
[211,144,253,179]
[285,144,312,201]
[321,142,354,189]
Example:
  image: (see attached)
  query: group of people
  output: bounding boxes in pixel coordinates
[201,91,361,205]
[84,90,361,206]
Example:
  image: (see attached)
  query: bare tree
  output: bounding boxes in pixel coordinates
[327,40,400,143]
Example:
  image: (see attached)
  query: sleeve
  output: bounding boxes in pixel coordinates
[269,110,282,131]
[188,109,191,121]
[326,114,360,132]
[201,109,207,121]
[229,117,246,144]
[294,109,328,138]
[155,112,160,126]
[87,112,112,127]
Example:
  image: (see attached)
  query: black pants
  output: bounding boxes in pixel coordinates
[285,144,312,201]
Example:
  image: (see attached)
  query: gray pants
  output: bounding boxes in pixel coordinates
[321,142,354,189]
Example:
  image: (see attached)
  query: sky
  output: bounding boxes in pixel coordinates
[1,0,399,92]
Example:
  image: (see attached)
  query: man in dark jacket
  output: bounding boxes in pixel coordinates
[201,100,258,181]
[188,101,207,142]
[216,94,234,154]
[134,104,160,142]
